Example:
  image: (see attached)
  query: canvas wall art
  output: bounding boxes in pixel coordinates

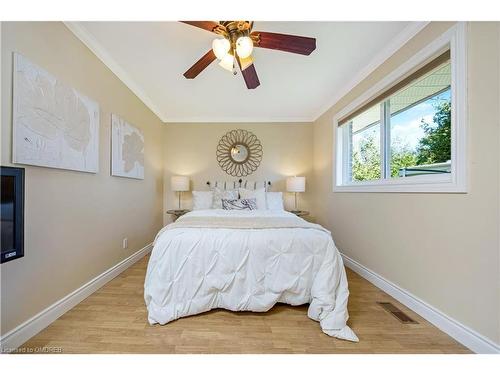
[13,53,100,173]
[111,114,144,179]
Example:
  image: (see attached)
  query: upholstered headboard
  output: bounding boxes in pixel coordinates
[206,179,272,191]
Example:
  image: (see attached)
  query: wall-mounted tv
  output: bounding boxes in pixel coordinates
[1,166,24,263]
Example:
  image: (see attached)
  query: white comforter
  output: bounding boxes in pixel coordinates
[144,209,358,342]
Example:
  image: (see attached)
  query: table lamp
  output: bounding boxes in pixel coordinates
[171,176,190,210]
[286,176,306,213]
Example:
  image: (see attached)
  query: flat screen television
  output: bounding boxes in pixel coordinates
[1,166,24,263]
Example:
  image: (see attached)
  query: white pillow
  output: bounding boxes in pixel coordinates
[212,187,238,209]
[239,187,267,210]
[192,191,213,210]
[266,192,284,210]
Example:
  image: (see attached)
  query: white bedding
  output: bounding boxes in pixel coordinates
[144,209,358,342]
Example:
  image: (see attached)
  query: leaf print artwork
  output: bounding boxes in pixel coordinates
[13,53,99,173]
[122,132,144,173]
[111,114,145,179]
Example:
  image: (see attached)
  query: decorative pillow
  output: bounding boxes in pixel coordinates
[222,198,257,210]
[266,192,284,210]
[212,187,238,209]
[239,187,266,210]
[192,191,213,210]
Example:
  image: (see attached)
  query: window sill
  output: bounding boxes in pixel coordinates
[334,175,467,193]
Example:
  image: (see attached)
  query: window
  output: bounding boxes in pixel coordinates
[335,24,466,193]
[390,85,451,179]
[345,103,381,182]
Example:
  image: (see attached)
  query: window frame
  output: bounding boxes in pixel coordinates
[334,23,467,193]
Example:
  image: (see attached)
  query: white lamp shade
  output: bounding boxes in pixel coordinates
[171,176,190,192]
[286,176,306,192]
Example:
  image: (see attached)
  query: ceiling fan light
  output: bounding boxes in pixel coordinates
[212,38,230,60]
[236,36,253,59]
[219,54,234,72]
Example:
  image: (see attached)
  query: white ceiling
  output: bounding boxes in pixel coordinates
[67,21,419,123]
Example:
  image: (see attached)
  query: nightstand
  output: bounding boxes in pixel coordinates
[290,210,310,218]
[166,209,190,221]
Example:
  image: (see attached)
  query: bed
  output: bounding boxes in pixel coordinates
[144,190,358,342]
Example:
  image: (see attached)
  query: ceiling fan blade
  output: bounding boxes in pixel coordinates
[180,21,220,33]
[251,31,316,55]
[183,50,216,79]
[237,56,260,89]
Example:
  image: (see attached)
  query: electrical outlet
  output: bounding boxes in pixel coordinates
[122,238,128,249]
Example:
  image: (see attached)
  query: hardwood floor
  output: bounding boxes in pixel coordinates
[19,255,470,354]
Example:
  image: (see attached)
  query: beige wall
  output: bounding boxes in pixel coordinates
[312,22,500,344]
[2,20,498,348]
[0,22,164,335]
[163,122,313,224]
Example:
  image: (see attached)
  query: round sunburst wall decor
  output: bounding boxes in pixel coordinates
[216,129,263,177]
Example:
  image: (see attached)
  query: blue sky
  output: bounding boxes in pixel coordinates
[390,89,451,150]
[353,88,451,154]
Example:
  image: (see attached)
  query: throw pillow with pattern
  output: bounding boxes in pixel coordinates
[221,198,257,210]
[211,187,238,209]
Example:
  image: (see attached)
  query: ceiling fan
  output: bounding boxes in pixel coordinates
[181,21,316,89]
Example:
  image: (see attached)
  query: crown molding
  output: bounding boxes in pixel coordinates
[65,21,315,124]
[312,21,430,121]
[163,116,315,123]
[66,21,429,124]
[64,21,168,122]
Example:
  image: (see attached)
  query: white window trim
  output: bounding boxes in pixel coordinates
[334,22,467,193]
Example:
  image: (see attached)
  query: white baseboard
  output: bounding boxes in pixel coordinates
[0,243,153,352]
[341,253,500,354]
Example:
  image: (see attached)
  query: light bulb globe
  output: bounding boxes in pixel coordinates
[219,54,234,72]
[236,36,253,59]
[212,38,230,60]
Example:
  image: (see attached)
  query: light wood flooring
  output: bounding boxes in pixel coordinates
[19,255,470,354]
